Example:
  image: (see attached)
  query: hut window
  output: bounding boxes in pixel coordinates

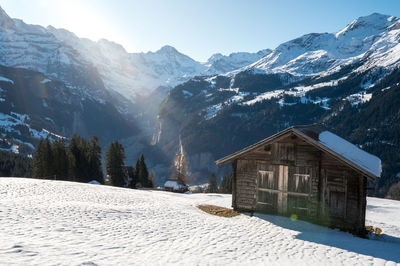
[258,170,275,189]
[263,145,272,154]
[288,174,311,194]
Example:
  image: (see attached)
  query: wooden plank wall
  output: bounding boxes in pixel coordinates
[236,159,258,210]
[320,152,366,234]
[235,136,321,217]
[233,134,367,235]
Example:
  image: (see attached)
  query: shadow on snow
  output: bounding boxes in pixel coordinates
[244,212,400,263]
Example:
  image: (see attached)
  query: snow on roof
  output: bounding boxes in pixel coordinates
[164,180,187,190]
[318,131,382,177]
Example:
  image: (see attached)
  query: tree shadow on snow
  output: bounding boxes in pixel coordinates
[244,212,400,263]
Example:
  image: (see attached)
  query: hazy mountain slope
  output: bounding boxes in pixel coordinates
[1,5,267,106]
[0,64,139,154]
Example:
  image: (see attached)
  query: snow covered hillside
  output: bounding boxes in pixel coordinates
[1,178,399,265]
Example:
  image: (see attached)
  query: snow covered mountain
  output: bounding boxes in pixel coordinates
[243,13,400,76]
[0,5,267,104]
[204,49,271,75]
[156,13,400,190]
[0,5,268,157]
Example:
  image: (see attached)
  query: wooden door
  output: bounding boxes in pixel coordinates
[255,163,277,213]
[322,170,347,219]
[277,165,288,214]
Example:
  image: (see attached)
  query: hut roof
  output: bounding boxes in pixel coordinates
[164,180,188,190]
[216,125,381,179]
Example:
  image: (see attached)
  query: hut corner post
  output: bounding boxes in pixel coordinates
[232,160,237,210]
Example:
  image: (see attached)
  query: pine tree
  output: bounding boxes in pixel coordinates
[32,138,45,178]
[51,138,69,180]
[68,134,82,182]
[138,154,151,188]
[79,137,91,182]
[207,173,218,193]
[43,137,54,178]
[219,173,233,194]
[127,166,137,188]
[133,156,141,187]
[105,141,127,187]
[33,137,54,179]
[88,134,104,183]
[67,134,94,182]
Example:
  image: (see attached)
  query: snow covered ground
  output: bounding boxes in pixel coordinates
[0,178,399,265]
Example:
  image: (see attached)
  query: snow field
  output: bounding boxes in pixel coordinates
[0,178,399,265]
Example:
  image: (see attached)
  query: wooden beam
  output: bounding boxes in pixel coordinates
[257,187,311,197]
[232,160,237,209]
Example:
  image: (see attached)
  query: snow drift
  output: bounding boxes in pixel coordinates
[0,178,399,265]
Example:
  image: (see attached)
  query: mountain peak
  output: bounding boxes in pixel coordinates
[336,13,398,38]
[98,38,127,53]
[358,12,391,22]
[0,6,14,29]
[158,45,179,54]
[351,13,392,28]
[207,53,224,64]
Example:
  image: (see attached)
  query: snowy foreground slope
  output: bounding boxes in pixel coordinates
[0,178,399,265]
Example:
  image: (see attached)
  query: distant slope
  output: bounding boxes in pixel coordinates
[0,65,138,153]
[203,49,272,75]
[0,178,399,265]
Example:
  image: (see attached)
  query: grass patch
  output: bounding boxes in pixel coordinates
[197,204,240,218]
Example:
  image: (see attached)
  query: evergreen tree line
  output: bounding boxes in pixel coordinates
[33,134,103,183]
[104,142,153,188]
[0,150,32,177]
[32,135,155,188]
[205,173,232,194]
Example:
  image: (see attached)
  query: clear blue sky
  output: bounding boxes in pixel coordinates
[1,0,399,61]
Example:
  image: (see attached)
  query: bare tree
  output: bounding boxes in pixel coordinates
[149,170,157,188]
[170,138,189,184]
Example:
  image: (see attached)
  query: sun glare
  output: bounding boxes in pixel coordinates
[38,0,129,49]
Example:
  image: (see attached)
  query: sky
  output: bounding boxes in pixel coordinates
[1,0,399,61]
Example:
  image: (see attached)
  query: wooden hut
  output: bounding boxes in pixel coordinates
[216,125,381,235]
[164,179,189,193]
